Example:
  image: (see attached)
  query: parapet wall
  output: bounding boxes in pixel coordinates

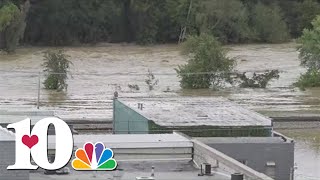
[192,139,273,180]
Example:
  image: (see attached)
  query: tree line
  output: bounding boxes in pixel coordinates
[0,0,320,50]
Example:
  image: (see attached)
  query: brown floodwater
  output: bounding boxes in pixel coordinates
[279,129,320,180]
[1,43,319,118]
[0,43,320,178]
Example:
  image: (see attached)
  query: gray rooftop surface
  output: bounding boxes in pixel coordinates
[48,133,193,149]
[30,160,230,180]
[196,137,287,144]
[119,97,272,127]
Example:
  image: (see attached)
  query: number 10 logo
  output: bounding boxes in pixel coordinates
[7,117,73,170]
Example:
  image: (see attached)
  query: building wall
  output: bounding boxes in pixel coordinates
[206,142,294,180]
[114,99,149,134]
[192,140,273,180]
[0,141,29,180]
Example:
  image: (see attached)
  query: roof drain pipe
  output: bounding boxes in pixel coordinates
[151,166,155,177]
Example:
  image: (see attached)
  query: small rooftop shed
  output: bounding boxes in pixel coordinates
[113,97,273,137]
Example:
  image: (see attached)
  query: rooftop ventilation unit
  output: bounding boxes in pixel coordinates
[198,163,212,176]
[136,177,155,180]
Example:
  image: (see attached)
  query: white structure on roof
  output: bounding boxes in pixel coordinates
[119,97,272,127]
[0,125,14,141]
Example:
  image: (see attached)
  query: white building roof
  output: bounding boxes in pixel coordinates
[48,132,192,149]
[0,125,14,141]
[119,97,272,127]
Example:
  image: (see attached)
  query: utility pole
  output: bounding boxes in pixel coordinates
[179,0,193,43]
[37,72,40,109]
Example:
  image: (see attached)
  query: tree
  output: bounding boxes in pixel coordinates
[42,50,72,91]
[0,0,29,52]
[236,70,280,88]
[296,0,320,37]
[176,34,235,89]
[24,0,120,45]
[251,2,289,43]
[196,0,251,43]
[295,15,320,89]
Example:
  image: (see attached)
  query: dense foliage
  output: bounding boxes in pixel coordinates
[13,0,320,46]
[42,50,72,91]
[0,0,28,52]
[176,34,235,89]
[0,2,18,31]
[0,0,320,47]
[295,15,320,89]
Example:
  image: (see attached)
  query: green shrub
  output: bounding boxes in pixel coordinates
[42,50,72,91]
[294,69,320,90]
[176,34,235,89]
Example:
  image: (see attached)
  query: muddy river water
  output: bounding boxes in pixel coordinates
[0,43,319,179]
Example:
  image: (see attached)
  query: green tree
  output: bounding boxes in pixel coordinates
[24,0,120,45]
[0,0,28,52]
[196,0,251,43]
[296,0,320,37]
[0,2,17,31]
[252,2,289,43]
[42,50,72,91]
[295,16,320,89]
[176,34,235,89]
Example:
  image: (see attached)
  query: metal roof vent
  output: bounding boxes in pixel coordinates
[136,177,155,180]
[197,114,208,118]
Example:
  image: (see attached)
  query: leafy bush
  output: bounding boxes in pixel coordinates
[176,34,235,89]
[252,3,289,43]
[294,68,320,90]
[42,50,72,91]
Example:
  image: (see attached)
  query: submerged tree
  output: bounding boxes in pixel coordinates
[42,50,72,91]
[145,69,159,91]
[236,70,280,88]
[176,34,235,89]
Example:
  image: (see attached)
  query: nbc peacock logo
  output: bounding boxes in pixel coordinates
[72,142,117,170]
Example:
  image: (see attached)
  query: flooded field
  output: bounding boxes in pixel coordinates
[1,43,320,179]
[0,43,319,118]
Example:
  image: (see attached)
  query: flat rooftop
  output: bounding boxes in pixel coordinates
[196,137,288,144]
[48,133,193,149]
[30,160,230,180]
[119,97,272,127]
